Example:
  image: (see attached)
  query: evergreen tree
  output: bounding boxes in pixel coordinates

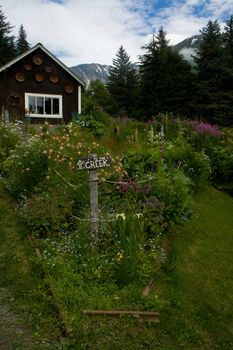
[223,15,233,65]
[139,27,194,119]
[107,46,138,117]
[0,6,16,66]
[16,24,30,54]
[194,20,223,80]
[193,20,233,126]
[83,79,116,116]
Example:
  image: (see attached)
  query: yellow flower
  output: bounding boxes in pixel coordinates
[116,252,123,261]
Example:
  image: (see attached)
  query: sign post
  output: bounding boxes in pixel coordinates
[77,155,111,239]
[89,168,98,239]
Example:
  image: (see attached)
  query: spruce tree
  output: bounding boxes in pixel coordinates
[223,15,233,65]
[16,24,30,54]
[0,6,16,66]
[139,27,194,119]
[194,20,223,80]
[107,46,138,117]
[193,20,233,126]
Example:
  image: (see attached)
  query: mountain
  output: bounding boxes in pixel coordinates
[172,34,202,63]
[70,63,109,86]
[70,35,202,85]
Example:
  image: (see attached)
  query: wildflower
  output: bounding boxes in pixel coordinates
[116,252,123,262]
[135,213,143,219]
[116,213,126,220]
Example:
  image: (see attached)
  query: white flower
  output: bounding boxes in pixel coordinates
[116,213,126,220]
[135,213,143,219]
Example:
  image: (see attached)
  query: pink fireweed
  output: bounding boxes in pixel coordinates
[184,120,223,137]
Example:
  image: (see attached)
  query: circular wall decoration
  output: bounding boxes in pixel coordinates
[35,72,44,82]
[64,83,74,93]
[15,72,25,82]
[32,55,43,65]
[45,66,53,73]
[7,93,22,107]
[50,73,59,83]
[24,62,32,71]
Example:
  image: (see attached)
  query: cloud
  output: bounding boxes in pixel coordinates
[147,0,233,45]
[1,0,147,65]
[1,0,233,66]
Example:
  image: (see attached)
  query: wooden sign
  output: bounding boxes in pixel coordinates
[76,155,112,239]
[77,156,111,171]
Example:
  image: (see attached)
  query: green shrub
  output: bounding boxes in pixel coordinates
[208,145,233,194]
[72,114,105,137]
[146,166,192,230]
[3,136,48,196]
[18,187,74,237]
[122,147,161,177]
[0,123,23,172]
[164,141,211,186]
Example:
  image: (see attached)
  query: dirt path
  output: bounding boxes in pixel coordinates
[0,184,60,349]
[0,299,33,350]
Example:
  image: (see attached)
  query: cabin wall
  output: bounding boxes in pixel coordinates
[0,48,81,124]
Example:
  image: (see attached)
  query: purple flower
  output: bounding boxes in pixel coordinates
[184,120,223,137]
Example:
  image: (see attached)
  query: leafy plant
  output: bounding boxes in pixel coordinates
[208,145,233,194]
[72,114,105,137]
[0,122,23,172]
[164,141,211,186]
[3,136,48,196]
[110,214,145,285]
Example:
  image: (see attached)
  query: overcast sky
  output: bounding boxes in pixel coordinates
[1,0,233,66]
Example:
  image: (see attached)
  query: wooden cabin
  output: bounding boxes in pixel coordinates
[0,43,85,124]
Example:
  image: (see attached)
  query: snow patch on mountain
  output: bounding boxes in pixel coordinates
[191,38,198,46]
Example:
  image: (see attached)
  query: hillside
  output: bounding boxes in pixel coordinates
[70,63,109,85]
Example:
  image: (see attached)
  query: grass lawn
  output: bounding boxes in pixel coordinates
[157,186,233,349]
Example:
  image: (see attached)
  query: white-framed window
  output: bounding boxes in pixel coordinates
[25,93,63,118]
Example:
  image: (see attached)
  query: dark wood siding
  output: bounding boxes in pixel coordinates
[0,47,81,123]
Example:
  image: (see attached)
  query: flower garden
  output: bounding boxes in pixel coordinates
[0,115,233,348]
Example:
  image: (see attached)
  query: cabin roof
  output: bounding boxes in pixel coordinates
[0,42,85,86]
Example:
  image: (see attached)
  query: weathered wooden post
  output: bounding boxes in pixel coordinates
[77,155,112,240]
[1,106,4,124]
[89,162,99,239]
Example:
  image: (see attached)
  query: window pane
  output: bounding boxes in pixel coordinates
[28,96,36,113]
[37,97,44,114]
[45,97,51,115]
[53,98,59,115]
[26,94,62,117]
